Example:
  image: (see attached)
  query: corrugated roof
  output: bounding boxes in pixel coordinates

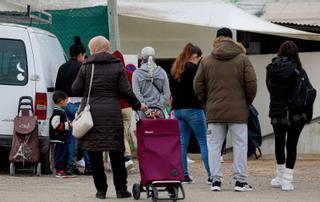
[262,1,320,26]
[274,22,320,34]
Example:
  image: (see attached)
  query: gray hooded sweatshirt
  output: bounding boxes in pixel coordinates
[132,63,171,111]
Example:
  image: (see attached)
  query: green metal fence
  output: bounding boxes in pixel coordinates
[33,6,109,57]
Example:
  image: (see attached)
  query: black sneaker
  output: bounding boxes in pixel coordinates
[234,181,253,192]
[84,165,93,176]
[67,164,80,176]
[207,177,213,185]
[96,190,106,199]
[210,181,221,191]
[116,190,132,198]
[182,176,193,184]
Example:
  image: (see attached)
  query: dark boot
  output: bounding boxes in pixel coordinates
[96,190,106,199]
[116,190,132,198]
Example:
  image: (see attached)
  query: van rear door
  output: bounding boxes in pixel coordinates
[0,25,35,137]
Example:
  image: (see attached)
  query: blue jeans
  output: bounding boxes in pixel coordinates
[65,102,90,167]
[174,109,211,177]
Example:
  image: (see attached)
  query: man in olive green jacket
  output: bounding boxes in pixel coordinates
[194,28,257,192]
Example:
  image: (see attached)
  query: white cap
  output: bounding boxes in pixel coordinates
[141,46,155,60]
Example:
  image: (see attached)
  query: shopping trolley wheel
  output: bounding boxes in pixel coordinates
[151,186,158,202]
[36,163,41,176]
[33,164,37,174]
[132,183,141,200]
[9,162,15,176]
[169,186,179,202]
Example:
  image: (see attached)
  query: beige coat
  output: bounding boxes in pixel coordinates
[193,37,257,123]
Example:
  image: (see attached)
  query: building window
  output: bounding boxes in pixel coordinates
[237,31,320,55]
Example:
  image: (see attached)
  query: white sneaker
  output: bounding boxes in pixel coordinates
[282,181,294,191]
[271,164,285,188]
[187,157,195,164]
[220,156,224,163]
[271,177,282,187]
[282,168,294,191]
[75,158,85,168]
[125,160,134,170]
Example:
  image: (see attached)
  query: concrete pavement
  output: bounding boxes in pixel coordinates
[1,157,320,202]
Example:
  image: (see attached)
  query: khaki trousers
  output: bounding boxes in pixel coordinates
[122,108,133,157]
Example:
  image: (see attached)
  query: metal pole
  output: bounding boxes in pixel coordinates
[107,0,121,51]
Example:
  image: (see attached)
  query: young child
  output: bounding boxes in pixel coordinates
[50,91,72,178]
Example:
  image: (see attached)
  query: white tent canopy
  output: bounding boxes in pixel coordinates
[2,0,320,40]
[117,0,320,41]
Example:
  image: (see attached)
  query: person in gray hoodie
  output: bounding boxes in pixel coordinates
[132,47,171,117]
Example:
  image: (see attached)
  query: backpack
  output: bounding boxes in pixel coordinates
[291,69,317,108]
[247,105,262,159]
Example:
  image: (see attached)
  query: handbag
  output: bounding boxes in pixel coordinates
[72,64,95,138]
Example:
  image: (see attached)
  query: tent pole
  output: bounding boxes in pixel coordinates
[107,0,121,51]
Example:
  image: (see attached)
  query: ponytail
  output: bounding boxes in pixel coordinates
[69,36,86,58]
[147,55,157,82]
[172,43,201,80]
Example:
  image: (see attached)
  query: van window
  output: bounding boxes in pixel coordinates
[0,39,28,86]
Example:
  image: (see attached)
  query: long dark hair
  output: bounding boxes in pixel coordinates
[171,43,202,80]
[278,41,302,69]
[69,36,86,58]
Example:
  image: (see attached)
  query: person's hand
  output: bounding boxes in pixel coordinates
[147,109,161,119]
[140,103,148,112]
[147,110,157,119]
[154,110,161,118]
[147,112,155,119]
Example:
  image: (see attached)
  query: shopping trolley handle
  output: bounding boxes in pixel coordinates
[18,96,34,115]
[135,106,166,121]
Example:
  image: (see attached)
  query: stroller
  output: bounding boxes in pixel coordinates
[9,96,41,176]
[132,108,185,202]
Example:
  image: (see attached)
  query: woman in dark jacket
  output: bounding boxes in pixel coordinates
[72,36,147,199]
[266,41,311,191]
[170,43,211,184]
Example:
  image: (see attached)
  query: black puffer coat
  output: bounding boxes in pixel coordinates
[72,52,141,151]
[55,58,82,97]
[266,56,312,122]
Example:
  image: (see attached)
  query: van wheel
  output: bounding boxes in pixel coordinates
[9,163,15,176]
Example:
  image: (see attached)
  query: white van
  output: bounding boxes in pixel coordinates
[0,23,66,173]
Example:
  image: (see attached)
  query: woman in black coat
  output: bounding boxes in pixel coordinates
[266,41,312,191]
[72,36,147,199]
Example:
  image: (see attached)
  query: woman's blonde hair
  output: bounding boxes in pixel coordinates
[171,43,202,80]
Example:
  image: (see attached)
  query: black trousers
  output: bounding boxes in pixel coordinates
[55,142,68,171]
[88,150,127,192]
[272,121,305,169]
